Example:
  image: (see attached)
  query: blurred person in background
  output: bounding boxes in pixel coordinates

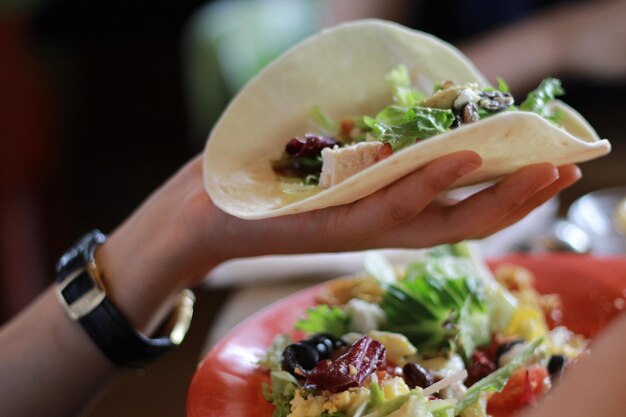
[326,0,626,92]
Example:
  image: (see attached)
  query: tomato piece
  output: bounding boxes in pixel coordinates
[340,119,355,139]
[376,142,393,161]
[488,366,549,412]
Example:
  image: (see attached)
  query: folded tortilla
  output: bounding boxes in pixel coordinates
[203,19,611,219]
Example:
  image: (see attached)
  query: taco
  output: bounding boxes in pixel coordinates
[203,19,610,220]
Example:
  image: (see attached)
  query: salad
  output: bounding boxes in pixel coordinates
[259,243,587,417]
[271,66,565,189]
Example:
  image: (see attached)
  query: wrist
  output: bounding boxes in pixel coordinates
[95,226,188,334]
[55,230,195,367]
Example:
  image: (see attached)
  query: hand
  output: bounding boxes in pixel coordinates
[182,151,579,280]
[97,151,579,331]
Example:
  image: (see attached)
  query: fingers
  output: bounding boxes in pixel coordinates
[433,163,560,242]
[478,164,581,237]
[343,151,482,234]
[369,162,561,248]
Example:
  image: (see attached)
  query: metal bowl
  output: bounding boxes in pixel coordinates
[567,186,626,255]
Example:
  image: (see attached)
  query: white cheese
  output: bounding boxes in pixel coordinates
[344,298,386,334]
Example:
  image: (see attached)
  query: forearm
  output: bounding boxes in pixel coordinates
[323,0,413,25]
[0,160,219,417]
[0,287,115,417]
[95,159,222,334]
[460,13,562,92]
[462,0,626,91]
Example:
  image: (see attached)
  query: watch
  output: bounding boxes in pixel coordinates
[55,229,195,368]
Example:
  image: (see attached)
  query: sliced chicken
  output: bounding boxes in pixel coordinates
[319,141,391,188]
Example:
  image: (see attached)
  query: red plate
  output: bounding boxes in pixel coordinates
[187,255,626,417]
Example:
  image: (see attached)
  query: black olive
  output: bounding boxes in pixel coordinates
[451,113,462,129]
[547,355,566,378]
[301,333,347,360]
[496,339,525,367]
[402,363,434,389]
[461,102,479,124]
[302,339,331,360]
[281,343,320,378]
[317,333,346,349]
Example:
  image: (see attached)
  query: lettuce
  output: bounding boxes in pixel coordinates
[262,370,300,417]
[364,106,455,151]
[386,65,425,108]
[311,105,339,136]
[259,334,293,371]
[381,245,488,358]
[364,388,454,417]
[496,77,510,94]
[364,251,397,289]
[365,384,425,416]
[294,305,350,337]
[520,77,564,120]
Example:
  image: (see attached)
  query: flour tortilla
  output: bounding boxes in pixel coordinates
[203,19,610,220]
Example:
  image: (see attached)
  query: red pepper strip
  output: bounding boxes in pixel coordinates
[303,336,386,393]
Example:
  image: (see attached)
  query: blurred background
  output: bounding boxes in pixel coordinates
[1,0,625,415]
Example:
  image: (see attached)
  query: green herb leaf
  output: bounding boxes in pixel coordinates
[294,305,350,337]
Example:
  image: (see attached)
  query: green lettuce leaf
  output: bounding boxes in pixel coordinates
[386,65,425,107]
[294,305,350,337]
[364,251,397,289]
[262,370,300,417]
[311,105,339,136]
[428,399,457,417]
[364,106,455,151]
[454,338,544,415]
[258,334,293,371]
[496,77,510,94]
[365,385,426,416]
[381,246,488,357]
[520,77,564,120]
[458,298,490,360]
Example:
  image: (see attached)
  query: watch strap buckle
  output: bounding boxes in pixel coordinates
[56,267,106,320]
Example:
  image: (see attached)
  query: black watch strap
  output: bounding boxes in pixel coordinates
[56,230,194,368]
